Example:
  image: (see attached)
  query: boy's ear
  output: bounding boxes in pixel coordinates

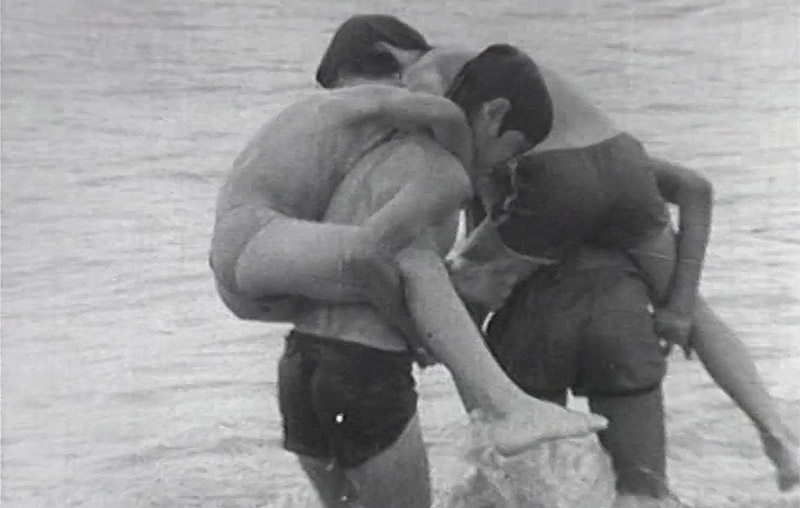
[477,98,510,135]
[482,98,510,125]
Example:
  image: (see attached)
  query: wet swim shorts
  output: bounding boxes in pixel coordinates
[485,251,667,397]
[278,330,417,469]
[490,133,670,260]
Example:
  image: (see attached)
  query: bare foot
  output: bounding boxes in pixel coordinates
[761,428,800,492]
[486,398,608,456]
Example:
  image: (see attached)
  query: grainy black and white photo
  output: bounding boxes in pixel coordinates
[1,1,798,507]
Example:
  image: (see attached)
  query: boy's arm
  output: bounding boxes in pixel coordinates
[652,157,713,315]
[341,84,474,173]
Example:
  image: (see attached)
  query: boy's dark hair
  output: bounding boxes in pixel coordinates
[316,15,431,88]
[446,44,553,146]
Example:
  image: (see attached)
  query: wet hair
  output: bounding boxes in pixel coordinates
[446,44,553,145]
[316,15,432,88]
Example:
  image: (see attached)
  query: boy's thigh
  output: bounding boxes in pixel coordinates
[484,266,589,395]
[578,268,668,397]
[589,387,668,498]
[347,413,431,508]
[579,268,669,497]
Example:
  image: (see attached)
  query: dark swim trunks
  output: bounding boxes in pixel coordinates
[278,330,417,469]
[485,250,667,398]
[486,133,670,260]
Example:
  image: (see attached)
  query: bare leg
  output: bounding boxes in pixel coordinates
[217,206,381,304]
[589,387,669,499]
[398,245,607,455]
[692,300,799,491]
[213,154,470,332]
[345,414,432,508]
[212,204,425,348]
[298,455,355,508]
[630,228,799,490]
[217,141,470,302]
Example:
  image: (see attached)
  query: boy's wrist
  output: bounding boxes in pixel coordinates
[662,294,697,317]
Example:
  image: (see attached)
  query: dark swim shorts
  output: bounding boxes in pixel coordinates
[278,330,417,469]
[485,250,668,398]
[488,133,670,260]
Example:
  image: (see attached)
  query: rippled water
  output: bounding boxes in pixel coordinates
[2,0,799,506]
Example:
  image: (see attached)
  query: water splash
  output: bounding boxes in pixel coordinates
[264,414,617,508]
[262,414,799,508]
[442,414,617,508]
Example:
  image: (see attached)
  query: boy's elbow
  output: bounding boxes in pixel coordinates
[677,171,713,203]
[215,277,288,322]
[210,247,266,320]
[692,175,713,202]
[209,244,257,299]
[210,219,264,298]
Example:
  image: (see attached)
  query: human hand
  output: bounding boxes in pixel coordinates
[653,306,694,358]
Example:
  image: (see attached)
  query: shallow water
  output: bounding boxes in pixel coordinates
[1,0,799,506]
